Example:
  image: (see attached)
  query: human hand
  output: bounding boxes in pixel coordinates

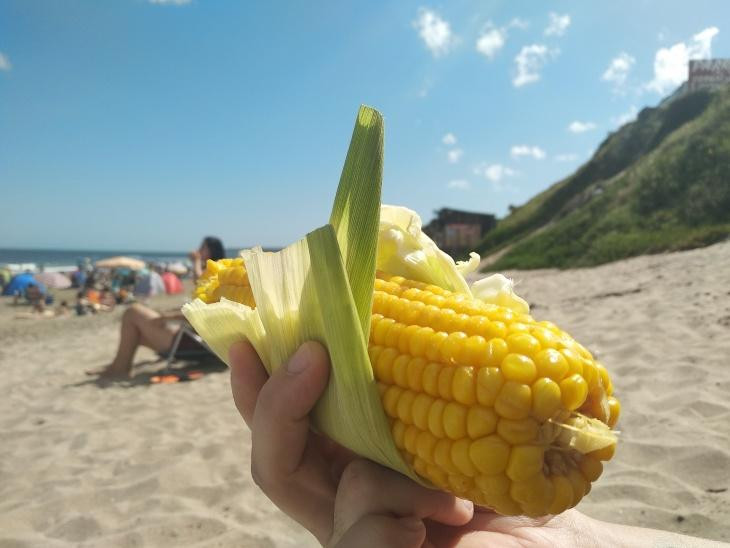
[229,341,474,547]
[188,249,201,262]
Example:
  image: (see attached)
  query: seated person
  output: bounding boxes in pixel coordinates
[87,237,225,378]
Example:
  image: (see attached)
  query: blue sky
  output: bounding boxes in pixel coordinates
[1,1,728,251]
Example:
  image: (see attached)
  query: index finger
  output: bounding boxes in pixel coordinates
[230,340,269,426]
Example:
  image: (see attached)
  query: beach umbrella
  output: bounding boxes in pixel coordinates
[161,272,183,294]
[34,271,72,289]
[166,261,188,276]
[2,273,46,296]
[95,256,146,270]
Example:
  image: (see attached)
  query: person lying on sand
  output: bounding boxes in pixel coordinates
[228,340,724,548]
[86,237,225,378]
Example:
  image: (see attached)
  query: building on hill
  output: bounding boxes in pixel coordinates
[688,59,730,92]
[423,208,496,257]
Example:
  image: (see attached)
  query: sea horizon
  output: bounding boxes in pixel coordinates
[0,246,281,269]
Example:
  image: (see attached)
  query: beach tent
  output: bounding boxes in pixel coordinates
[2,273,46,296]
[133,269,166,298]
[35,271,72,289]
[161,272,183,294]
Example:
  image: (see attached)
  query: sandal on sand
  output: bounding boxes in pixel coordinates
[150,371,204,384]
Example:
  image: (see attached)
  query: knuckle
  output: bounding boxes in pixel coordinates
[250,459,274,494]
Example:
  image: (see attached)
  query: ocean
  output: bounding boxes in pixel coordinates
[0,247,279,272]
[0,248,243,271]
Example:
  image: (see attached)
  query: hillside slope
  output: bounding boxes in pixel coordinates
[478,88,730,270]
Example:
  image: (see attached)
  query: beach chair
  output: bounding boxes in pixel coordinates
[159,323,216,372]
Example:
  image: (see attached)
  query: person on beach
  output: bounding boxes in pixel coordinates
[228,340,723,547]
[87,237,225,378]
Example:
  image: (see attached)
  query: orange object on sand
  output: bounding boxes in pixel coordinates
[150,371,204,384]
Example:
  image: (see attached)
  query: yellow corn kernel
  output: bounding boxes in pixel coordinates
[476,367,504,406]
[506,333,541,357]
[416,430,438,463]
[548,475,574,515]
[475,473,511,495]
[422,362,441,396]
[578,455,603,482]
[494,381,532,420]
[427,399,446,438]
[506,445,545,482]
[607,396,621,428]
[408,326,434,358]
[463,335,488,367]
[534,348,569,381]
[438,367,455,400]
[433,438,459,474]
[392,354,410,388]
[396,390,416,425]
[425,331,448,362]
[392,420,406,450]
[469,435,510,475]
[466,406,498,439]
[452,366,477,405]
[589,443,616,462]
[560,374,589,410]
[406,357,427,392]
[403,425,419,455]
[451,438,477,477]
[500,353,538,384]
[382,385,402,418]
[531,377,562,421]
[443,402,468,440]
[411,393,434,431]
[560,348,584,377]
[497,418,539,445]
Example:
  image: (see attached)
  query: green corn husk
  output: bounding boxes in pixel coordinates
[182,106,418,480]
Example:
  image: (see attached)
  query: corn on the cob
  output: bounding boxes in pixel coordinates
[196,259,619,517]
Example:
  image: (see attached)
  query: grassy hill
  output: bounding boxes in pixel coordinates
[478,87,730,270]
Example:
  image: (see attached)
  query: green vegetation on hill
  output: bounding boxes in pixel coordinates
[478,88,730,270]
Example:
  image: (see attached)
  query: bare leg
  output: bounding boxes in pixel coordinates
[89,304,177,377]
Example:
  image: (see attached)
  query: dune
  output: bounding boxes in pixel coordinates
[1,241,729,546]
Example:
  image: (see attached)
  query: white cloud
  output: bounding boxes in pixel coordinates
[149,0,191,4]
[554,153,578,162]
[448,179,471,190]
[513,44,556,87]
[475,163,517,183]
[476,27,506,60]
[646,26,719,94]
[611,105,638,128]
[545,12,571,37]
[442,132,457,146]
[510,145,546,160]
[447,148,464,163]
[414,8,454,58]
[509,18,529,30]
[602,52,635,91]
[0,52,11,71]
[568,120,597,133]
[475,18,528,61]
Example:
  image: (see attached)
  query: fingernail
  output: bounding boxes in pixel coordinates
[399,517,423,532]
[286,344,311,374]
[460,498,474,512]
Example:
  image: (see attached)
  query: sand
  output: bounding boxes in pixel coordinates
[1,242,729,546]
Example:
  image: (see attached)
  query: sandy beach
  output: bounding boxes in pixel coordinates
[1,242,729,546]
